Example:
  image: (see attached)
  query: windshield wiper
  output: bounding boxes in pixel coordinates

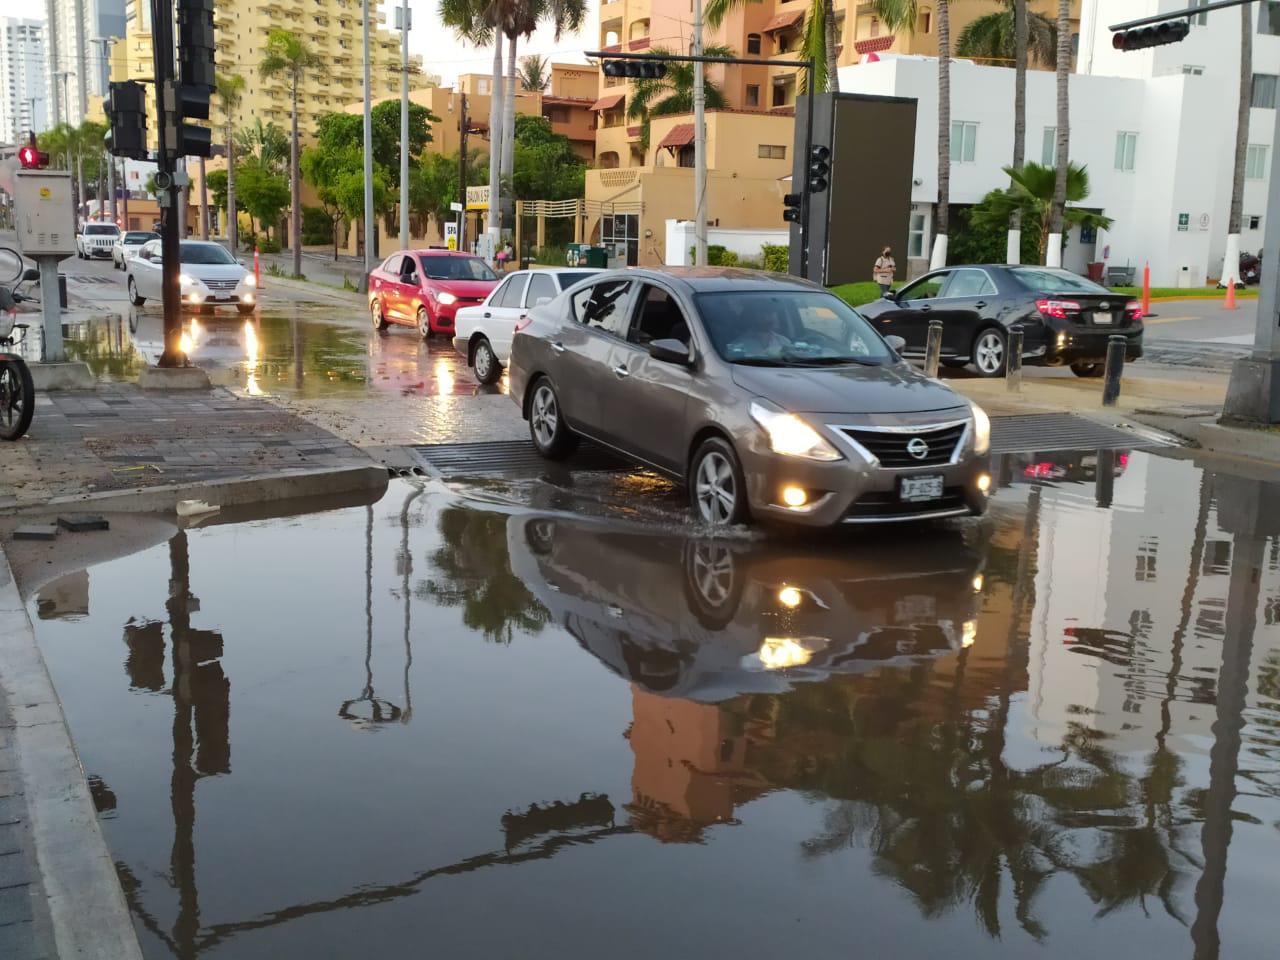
[732,357,787,367]
[780,354,882,367]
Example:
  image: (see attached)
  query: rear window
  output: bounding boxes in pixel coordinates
[558,271,594,288]
[85,224,119,235]
[124,232,156,242]
[422,256,497,281]
[1010,267,1109,294]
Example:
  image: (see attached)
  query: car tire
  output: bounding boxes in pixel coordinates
[682,539,744,630]
[971,328,1007,378]
[127,276,145,306]
[1070,362,1105,378]
[528,377,577,460]
[370,299,388,332]
[417,306,431,339]
[237,303,255,315]
[688,436,750,526]
[473,337,501,385]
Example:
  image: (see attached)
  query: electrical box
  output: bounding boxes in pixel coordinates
[12,170,75,256]
[566,244,608,268]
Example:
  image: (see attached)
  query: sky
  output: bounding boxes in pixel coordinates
[0,0,602,88]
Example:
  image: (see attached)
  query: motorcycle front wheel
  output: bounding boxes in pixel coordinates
[0,356,35,440]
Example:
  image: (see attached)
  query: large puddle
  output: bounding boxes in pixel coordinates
[23,449,1280,958]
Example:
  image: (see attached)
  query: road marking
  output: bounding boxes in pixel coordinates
[1142,315,1197,325]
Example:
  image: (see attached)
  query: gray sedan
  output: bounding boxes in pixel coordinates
[508,268,993,528]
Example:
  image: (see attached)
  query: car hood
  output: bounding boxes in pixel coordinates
[428,278,498,299]
[730,361,968,414]
[183,263,249,282]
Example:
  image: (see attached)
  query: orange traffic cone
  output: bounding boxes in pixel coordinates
[1225,277,1237,310]
[1142,262,1151,317]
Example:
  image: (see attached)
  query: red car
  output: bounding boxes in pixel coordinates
[368,250,501,337]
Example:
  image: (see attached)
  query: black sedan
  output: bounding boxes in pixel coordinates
[857,265,1144,378]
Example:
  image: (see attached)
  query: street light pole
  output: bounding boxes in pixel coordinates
[692,0,707,267]
[361,0,374,284]
[399,0,410,250]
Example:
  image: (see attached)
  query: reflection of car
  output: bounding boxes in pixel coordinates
[77,222,120,259]
[857,264,1144,378]
[509,267,992,528]
[1012,449,1130,483]
[453,268,601,385]
[127,240,257,314]
[112,231,157,270]
[367,250,500,338]
[508,513,984,702]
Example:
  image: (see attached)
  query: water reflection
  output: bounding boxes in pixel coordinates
[24,452,1280,958]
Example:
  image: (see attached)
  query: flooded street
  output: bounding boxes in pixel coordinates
[23,448,1280,959]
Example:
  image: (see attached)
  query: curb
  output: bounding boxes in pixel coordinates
[1129,411,1280,466]
[0,549,144,960]
[4,463,390,516]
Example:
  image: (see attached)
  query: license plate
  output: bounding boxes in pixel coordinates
[899,474,944,502]
[1091,312,1113,325]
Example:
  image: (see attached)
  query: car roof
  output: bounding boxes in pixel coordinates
[411,249,481,258]
[587,266,824,294]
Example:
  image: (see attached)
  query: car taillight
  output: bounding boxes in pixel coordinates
[514,315,532,333]
[1036,299,1081,319]
[1125,299,1142,320]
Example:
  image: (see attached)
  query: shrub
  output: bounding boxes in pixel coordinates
[690,244,739,267]
[301,205,333,245]
[531,245,567,266]
[256,237,281,254]
[761,243,788,272]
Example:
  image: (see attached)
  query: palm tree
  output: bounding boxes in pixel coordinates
[625,45,731,150]
[518,53,550,92]
[707,0,838,93]
[235,119,288,175]
[955,0,1056,66]
[992,161,1113,264]
[216,73,245,251]
[1224,6,1252,286]
[1046,0,1070,267]
[1009,0,1028,263]
[260,29,321,277]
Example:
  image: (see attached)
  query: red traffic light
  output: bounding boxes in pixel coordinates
[17,144,48,168]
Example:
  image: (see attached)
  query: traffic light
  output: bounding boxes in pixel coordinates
[783,192,802,223]
[1111,19,1190,51]
[17,137,48,169]
[601,58,668,79]
[807,144,830,194]
[105,80,149,160]
[174,0,215,157]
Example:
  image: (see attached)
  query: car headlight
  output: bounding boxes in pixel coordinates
[179,273,195,286]
[970,401,991,455]
[435,291,457,305]
[243,273,256,288]
[749,401,841,461]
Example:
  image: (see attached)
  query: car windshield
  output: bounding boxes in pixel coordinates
[124,232,155,243]
[696,290,895,366]
[180,243,237,265]
[85,224,118,235]
[422,256,497,281]
[1010,267,1110,294]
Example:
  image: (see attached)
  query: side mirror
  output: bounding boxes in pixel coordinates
[534,296,552,307]
[649,338,693,366]
[22,268,39,282]
[886,335,907,353]
[882,289,899,301]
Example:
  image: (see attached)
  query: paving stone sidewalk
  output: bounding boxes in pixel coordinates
[1,384,375,509]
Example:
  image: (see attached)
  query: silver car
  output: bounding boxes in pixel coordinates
[508,268,993,528]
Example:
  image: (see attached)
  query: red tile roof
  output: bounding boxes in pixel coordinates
[855,35,896,54]
[763,10,804,33]
[590,93,624,111]
[656,122,695,151]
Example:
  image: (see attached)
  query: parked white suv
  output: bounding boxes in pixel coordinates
[453,267,600,384]
[113,230,158,270]
[77,222,120,260]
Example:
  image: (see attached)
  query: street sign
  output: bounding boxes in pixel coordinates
[445,222,458,250]
[1177,212,1189,232]
[450,201,463,213]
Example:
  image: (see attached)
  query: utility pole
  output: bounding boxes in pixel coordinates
[398,0,410,250]
[361,0,374,283]
[73,0,87,120]
[46,0,60,126]
[691,0,707,267]
[458,92,468,251]
[151,0,181,365]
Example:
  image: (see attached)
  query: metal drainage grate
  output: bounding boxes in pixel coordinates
[411,440,627,477]
[990,413,1162,455]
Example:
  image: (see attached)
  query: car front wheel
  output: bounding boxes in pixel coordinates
[528,377,577,460]
[472,337,501,385]
[1070,362,1104,378]
[689,437,749,526]
[972,328,1007,378]
[128,276,145,306]
[417,306,431,339]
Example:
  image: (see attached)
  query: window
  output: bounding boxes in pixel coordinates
[1193,0,1209,25]
[493,274,528,308]
[1247,144,1268,179]
[399,256,419,281]
[572,280,633,336]
[772,83,788,107]
[1203,540,1232,576]
[919,9,932,33]
[900,271,950,301]
[525,272,556,306]
[1135,536,1158,582]
[870,17,879,37]
[944,269,997,298]
[1260,0,1280,34]
[630,285,691,346]
[677,144,695,167]
[381,254,403,275]
[1183,64,1205,75]
[601,213,639,266]
[695,290,894,364]
[747,32,761,54]
[547,106,569,123]
[758,144,786,159]
[1252,73,1278,108]
[1041,126,1056,166]
[477,77,490,94]
[908,211,926,258]
[1114,131,1137,172]
[1249,214,1263,230]
[950,121,977,163]
[598,151,620,168]
[746,84,760,107]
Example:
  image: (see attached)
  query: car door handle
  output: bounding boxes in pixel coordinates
[975,301,987,308]
[551,341,565,354]
[483,311,491,318]
[920,304,931,312]
[612,364,630,378]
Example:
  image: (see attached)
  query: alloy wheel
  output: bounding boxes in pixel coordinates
[530,383,558,449]
[974,331,1005,375]
[474,341,493,380]
[694,451,737,524]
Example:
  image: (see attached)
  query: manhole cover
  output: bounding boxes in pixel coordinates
[990,413,1162,454]
[411,440,627,476]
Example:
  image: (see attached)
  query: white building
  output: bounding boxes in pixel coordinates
[44,0,125,127]
[0,18,49,141]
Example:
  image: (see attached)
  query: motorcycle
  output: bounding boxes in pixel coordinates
[1240,250,1262,286]
[0,263,40,441]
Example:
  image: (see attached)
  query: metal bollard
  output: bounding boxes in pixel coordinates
[924,319,943,378]
[1006,328,1024,393]
[1102,335,1127,407]
[1095,447,1116,508]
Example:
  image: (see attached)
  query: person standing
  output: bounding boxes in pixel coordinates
[874,247,896,295]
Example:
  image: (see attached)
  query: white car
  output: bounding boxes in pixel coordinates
[453,267,600,384]
[113,230,158,270]
[127,239,258,314]
[77,222,120,260]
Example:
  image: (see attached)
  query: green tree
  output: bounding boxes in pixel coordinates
[260,29,322,277]
[216,72,247,249]
[236,164,290,239]
[625,45,731,150]
[235,119,288,174]
[511,115,584,200]
[206,168,229,213]
[370,99,440,191]
[978,161,1113,264]
[955,0,1056,65]
[301,112,365,258]
[518,53,550,92]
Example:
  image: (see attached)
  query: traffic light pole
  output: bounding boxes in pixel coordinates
[150,0,183,367]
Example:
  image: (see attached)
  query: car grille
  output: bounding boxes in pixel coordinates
[844,487,967,520]
[203,279,239,291]
[839,422,967,468]
[457,296,484,304]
